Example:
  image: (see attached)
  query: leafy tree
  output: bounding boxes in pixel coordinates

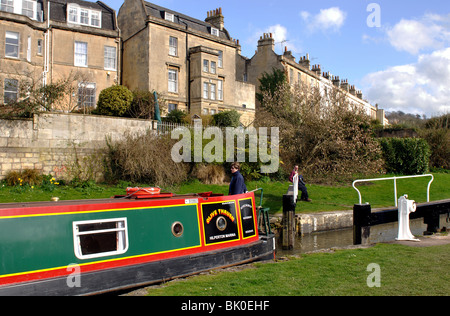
[256,81,383,182]
[256,68,287,105]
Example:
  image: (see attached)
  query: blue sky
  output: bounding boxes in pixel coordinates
[106,0,450,117]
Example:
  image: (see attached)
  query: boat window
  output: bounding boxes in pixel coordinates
[216,216,227,232]
[73,218,128,260]
[172,222,184,237]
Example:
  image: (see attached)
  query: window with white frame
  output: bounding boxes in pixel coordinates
[210,83,216,100]
[165,12,174,22]
[67,4,102,28]
[218,51,223,68]
[0,0,14,13]
[5,31,19,58]
[68,5,78,23]
[203,82,208,99]
[90,10,100,27]
[168,68,178,93]
[22,0,34,18]
[73,218,128,260]
[203,60,209,73]
[211,27,219,37]
[210,61,216,74]
[37,39,42,55]
[80,8,89,24]
[78,82,96,109]
[169,36,177,56]
[1,0,38,19]
[104,46,116,70]
[217,79,223,101]
[26,36,31,62]
[4,78,18,104]
[74,41,87,67]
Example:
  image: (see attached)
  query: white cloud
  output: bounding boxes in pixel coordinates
[300,7,347,33]
[266,24,288,43]
[362,48,450,116]
[246,24,302,55]
[386,14,450,55]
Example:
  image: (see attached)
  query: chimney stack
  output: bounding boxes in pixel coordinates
[298,54,310,70]
[332,76,340,88]
[205,7,224,30]
[311,64,321,76]
[340,79,349,92]
[257,33,275,52]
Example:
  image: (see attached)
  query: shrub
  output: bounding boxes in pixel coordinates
[165,109,187,124]
[379,138,431,175]
[256,81,384,183]
[193,164,226,184]
[5,169,42,186]
[97,85,133,117]
[213,110,241,128]
[105,131,189,187]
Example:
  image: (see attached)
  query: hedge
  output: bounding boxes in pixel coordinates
[379,138,431,175]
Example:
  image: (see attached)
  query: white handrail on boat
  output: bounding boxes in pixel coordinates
[352,174,434,207]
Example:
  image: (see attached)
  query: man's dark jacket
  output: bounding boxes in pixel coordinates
[229,171,247,196]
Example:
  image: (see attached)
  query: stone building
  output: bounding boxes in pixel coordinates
[118,1,255,126]
[244,33,389,125]
[0,0,120,112]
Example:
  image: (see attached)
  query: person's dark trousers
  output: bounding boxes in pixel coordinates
[298,183,309,201]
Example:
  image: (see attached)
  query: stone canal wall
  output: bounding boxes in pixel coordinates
[0,113,156,180]
[297,210,354,235]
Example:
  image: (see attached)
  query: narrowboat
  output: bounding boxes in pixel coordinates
[0,189,275,296]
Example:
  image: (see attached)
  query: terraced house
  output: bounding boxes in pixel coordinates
[246,33,388,125]
[0,0,120,111]
[118,0,256,125]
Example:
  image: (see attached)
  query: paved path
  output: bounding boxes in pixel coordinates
[387,234,450,247]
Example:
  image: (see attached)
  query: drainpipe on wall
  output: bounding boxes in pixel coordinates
[178,17,191,113]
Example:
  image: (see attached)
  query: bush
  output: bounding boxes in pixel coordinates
[97,85,133,117]
[256,81,384,183]
[379,138,431,175]
[105,132,189,187]
[5,169,42,186]
[213,110,241,128]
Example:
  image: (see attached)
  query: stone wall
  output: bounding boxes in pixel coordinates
[0,113,155,180]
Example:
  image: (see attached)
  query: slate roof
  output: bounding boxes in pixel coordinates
[143,1,231,41]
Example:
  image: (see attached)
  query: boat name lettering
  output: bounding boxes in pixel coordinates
[206,209,235,224]
[209,233,236,241]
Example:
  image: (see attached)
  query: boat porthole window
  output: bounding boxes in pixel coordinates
[216,216,227,232]
[172,222,184,237]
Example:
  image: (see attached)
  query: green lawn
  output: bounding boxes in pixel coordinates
[145,243,450,296]
[0,173,448,215]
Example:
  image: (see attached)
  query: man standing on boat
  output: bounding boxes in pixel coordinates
[289,165,312,202]
[229,162,247,196]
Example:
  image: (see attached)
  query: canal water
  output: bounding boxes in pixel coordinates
[275,216,448,257]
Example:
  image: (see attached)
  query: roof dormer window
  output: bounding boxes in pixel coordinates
[0,0,38,20]
[210,27,219,37]
[164,12,174,22]
[67,3,102,28]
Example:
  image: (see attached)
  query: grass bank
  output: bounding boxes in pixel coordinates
[145,243,449,296]
[0,173,448,214]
